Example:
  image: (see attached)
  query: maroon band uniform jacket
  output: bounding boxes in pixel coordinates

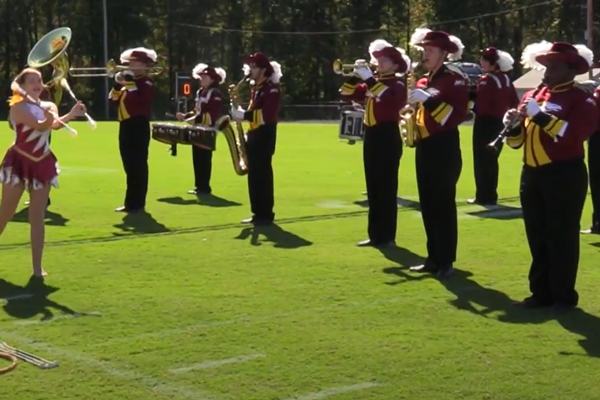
[507,82,598,167]
[415,65,469,139]
[193,88,222,127]
[339,73,407,126]
[475,71,519,119]
[243,79,280,131]
[109,76,155,121]
[593,86,600,132]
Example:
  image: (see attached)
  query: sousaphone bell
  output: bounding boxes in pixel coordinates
[27,27,96,128]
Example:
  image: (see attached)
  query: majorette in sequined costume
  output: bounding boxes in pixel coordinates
[0,103,59,190]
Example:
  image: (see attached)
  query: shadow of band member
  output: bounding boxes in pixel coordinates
[235,224,312,249]
[157,195,241,208]
[113,211,169,235]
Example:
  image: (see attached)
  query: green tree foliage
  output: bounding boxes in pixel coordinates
[0,0,593,119]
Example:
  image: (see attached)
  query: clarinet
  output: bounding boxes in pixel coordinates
[487,82,545,153]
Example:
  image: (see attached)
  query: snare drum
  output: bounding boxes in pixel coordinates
[182,126,217,151]
[338,109,365,142]
[151,123,216,151]
[151,123,186,145]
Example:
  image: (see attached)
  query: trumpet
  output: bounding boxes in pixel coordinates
[332,59,374,77]
[487,82,545,153]
[69,59,165,78]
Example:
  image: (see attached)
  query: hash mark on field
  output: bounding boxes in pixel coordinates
[279,382,379,400]
[169,353,266,373]
[0,330,223,400]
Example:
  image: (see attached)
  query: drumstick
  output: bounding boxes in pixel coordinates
[60,78,97,130]
[10,82,77,136]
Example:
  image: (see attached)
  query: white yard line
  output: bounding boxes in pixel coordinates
[169,354,266,374]
[0,329,223,400]
[90,288,484,349]
[279,382,380,400]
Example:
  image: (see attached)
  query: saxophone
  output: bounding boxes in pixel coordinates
[216,76,249,176]
[399,69,418,148]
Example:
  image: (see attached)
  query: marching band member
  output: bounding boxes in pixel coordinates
[406,29,469,278]
[339,40,409,248]
[469,47,519,205]
[231,52,281,226]
[504,41,597,308]
[0,68,86,278]
[582,86,600,234]
[109,47,157,213]
[176,63,226,196]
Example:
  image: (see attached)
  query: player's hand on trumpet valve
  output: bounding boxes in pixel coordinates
[175,112,185,121]
[524,98,541,118]
[354,64,372,81]
[115,70,134,84]
[231,105,246,121]
[408,89,431,104]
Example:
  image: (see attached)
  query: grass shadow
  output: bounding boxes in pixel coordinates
[157,195,242,208]
[381,246,429,285]
[235,224,313,249]
[113,211,170,235]
[0,277,93,322]
[12,207,70,227]
[466,204,522,220]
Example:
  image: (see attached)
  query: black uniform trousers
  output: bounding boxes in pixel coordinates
[588,131,600,228]
[192,146,213,193]
[363,122,402,243]
[416,128,462,265]
[246,124,277,222]
[472,115,504,204]
[119,116,150,210]
[520,159,587,306]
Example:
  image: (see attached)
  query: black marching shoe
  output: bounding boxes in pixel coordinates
[241,217,273,226]
[115,206,144,213]
[188,189,212,196]
[356,239,395,249]
[513,296,552,309]
[435,264,454,279]
[409,260,438,273]
[467,198,496,206]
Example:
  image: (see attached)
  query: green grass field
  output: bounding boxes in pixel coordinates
[0,121,599,400]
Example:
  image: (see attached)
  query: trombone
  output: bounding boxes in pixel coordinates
[332,59,375,77]
[69,59,165,78]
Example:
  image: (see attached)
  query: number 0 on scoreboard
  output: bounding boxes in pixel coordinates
[179,78,194,99]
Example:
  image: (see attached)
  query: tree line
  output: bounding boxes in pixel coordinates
[0,0,593,120]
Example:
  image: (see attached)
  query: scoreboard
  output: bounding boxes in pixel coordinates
[175,73,195,114]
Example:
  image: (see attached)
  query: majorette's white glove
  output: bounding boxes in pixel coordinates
[408,89,431,104]
[232,105,245,121]
[525,98,541,118]
[354,66,373,81]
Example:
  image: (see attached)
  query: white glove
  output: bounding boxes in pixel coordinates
[408,89,431,104]
[525,98,541,118]
[503,108,521,128]
[354,66,372,81]
[232,106,246,121]
[115,70,134,84]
